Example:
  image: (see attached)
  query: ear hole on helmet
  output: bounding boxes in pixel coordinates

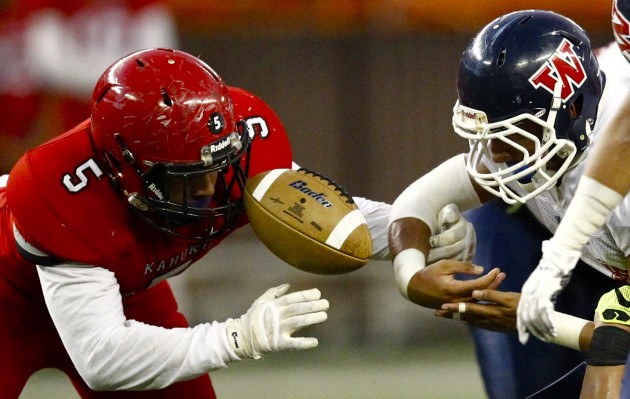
[160,88,173,107]
[560,31,584,47]
[570,94,583,119]
[94,84,113,104]
[497,48,507,67]
[114,133,136,165]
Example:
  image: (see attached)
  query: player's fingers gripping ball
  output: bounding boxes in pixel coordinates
[244,168,372,274]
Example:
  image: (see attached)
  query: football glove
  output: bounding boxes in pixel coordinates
[226,284,329,360]
[517,240,581,344]
[428,204,476,264]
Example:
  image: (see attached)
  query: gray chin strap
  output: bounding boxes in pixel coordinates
[517,169,554,194]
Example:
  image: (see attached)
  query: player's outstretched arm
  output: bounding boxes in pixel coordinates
[37,263,327,391]
[388,214,504,309]
[517,93,630,345]
[349,199,476,263]
[517,178,624,344]
[37,264,246,390]
[388,155,502,308]
[437,289,594,351]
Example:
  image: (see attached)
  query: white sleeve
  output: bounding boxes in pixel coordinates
[294,161,391,259]
[390,154,481,234]
[36,264,240,391]
[353,197,391,260]
[553,176,624,251]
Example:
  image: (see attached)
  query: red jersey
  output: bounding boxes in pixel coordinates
[2,87,292,298]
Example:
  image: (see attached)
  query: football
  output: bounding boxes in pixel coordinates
[243,168,372,275]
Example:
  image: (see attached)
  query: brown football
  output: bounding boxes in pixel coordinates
[244,168,372,275]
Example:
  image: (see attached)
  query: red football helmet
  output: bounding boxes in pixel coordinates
[91,48,251,241]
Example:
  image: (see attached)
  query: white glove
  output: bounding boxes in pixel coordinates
[428,204,476,264]
[517,240,581,344]
[226,284,329,360]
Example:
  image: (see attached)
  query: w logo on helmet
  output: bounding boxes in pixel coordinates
[613,0,630,60]
[528,38,587,103]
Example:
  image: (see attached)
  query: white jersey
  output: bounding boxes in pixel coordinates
[596,41,630,88]
[353,197,391,260]
[515,43,630,281]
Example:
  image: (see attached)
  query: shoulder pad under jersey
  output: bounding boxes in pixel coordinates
[228,86,293,176]
[6,120,134,265]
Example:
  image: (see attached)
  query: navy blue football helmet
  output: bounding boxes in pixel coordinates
[452,10,605,204]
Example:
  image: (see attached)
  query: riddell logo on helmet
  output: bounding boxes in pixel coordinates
[462,110,477,120]
[210,137,231,153]
[148,183,165,200]
[289,181,333,207]
[528,38,587,102]
[533,108,547,118]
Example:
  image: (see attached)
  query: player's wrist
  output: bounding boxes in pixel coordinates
[548,311,590,351]
[225,318,256,360]
[393,248,426,299]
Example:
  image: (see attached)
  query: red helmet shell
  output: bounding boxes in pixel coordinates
[91,48,236,171]
[89,49,247,241]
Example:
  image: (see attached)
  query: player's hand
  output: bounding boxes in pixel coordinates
[226,284,329,360]
[436,290,520,332]
[517,240,581,344]
[428,204,476,264]
[407,261,505,309]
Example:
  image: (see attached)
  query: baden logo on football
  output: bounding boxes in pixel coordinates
[289,180,333,208]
